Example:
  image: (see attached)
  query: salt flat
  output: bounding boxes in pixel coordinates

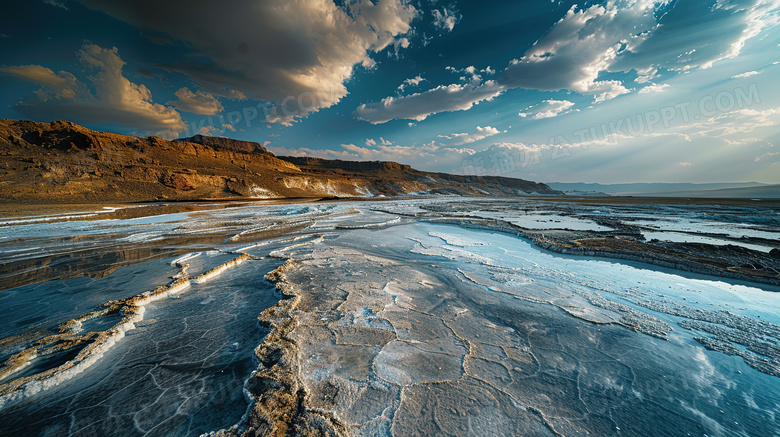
[0,198,778,436]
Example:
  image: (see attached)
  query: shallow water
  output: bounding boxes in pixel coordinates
[626,217,780,241]
[0,253,281,436]
[454,209,614,231]
[642,230,774,253]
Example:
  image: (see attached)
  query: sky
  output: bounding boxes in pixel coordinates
[1,0,779,184]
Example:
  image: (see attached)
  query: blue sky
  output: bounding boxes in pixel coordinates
[1,0,779,183]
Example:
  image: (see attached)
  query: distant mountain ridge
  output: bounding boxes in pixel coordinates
[0,119,559,203]
[549,182,780,199]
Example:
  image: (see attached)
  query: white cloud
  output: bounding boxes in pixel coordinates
[310,148,346,159]
[502,1,659,100]
[638,83,670,94]
[226,90,247,100]
[279,138,560,176]
[686,106,780,138]
[635,66,659,84]
[460,142,556,176]
[518,99,575,119]
[168,87,223,115]
[446,65,494,84]
[589,80,631,103]
[732,71,761,79]
[266,145,354,159]
[268,140,483,174]
[44,0,68,9]
[0,43,184,134]
[355,80,504,124]
[677,161,692,167]
[615,0,780,71]
[341,142,440,160]
[755,152,780,162]
[390,37,411,59]
[355,1,658,123]
[355,0,780,124]
[364,137,393,147]
[271,141,443,162]
[439,125,500,145]
[398,75,426,92]
[432,7,461,32]
[80,0,419,123]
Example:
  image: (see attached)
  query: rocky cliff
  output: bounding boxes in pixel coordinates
[0,119,560,203]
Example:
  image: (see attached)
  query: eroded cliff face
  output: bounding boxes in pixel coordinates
[0,119,559,203]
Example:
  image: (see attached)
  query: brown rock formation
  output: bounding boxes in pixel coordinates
[0,119,560,203]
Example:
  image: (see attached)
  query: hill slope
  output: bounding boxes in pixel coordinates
[0,119,559,203]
